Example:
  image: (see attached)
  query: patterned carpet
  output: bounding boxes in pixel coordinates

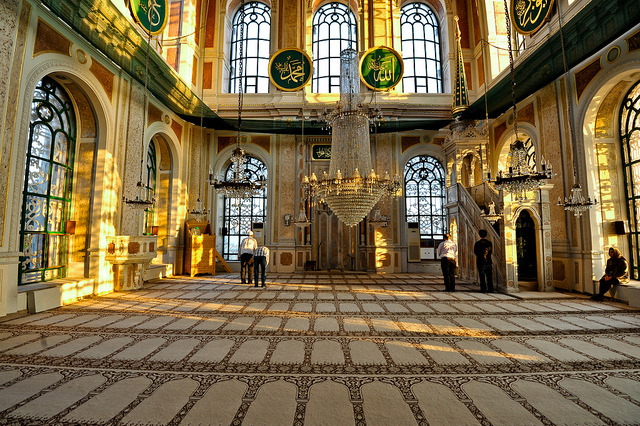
[1,273,640,425]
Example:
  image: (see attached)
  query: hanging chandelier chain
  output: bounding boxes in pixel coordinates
[236,0,245,137]
[503,0,517,140]
[557,0,577,182]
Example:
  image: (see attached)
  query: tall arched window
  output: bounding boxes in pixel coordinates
[312,2,357,93]
[620,79,640,279]
[400,2,442,93]
[143,141,157,235]
[222,156,268,260]
[404,155,446,244]
[20,77,76,285]
[229,2,271,93]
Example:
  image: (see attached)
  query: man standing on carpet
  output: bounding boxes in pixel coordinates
[253,245,270,288]
[238,231,258,284]
[437,233,458,292]
[474,229,494,293]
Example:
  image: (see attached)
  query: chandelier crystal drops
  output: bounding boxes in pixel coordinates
[302,49,401,227]
[209,146,266,200]
[125,180,155,211]
[558,184,597,217]
[490,139,554,202]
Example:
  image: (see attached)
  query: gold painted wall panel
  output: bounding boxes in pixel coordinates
[596,143,623,249]
[537,83,567,241]
[66,82,96,138]
[595,80,630,139]
[72,143,95,262]
[89,59,115,104]
[33,19,71,57]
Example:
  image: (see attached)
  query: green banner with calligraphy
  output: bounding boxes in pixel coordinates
[129,0,169,36]
[511,0,554,35]
[269,48,313,91]
[312,145,332,160]
[359,46,404,91]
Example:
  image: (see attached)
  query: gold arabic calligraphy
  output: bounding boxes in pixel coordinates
[366,54,396,83]
[514,0,550,30]
[274,56,306,85]
[314,146,331,159]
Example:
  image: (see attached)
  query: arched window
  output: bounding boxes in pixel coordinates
[222,156,268,260]
[312,2,357,93]
[229,2,271,93]
[400,2,442,93]
[20,77,76,285]
[404,155,446,244]
[143,141,157,235]
[620,79,640,279]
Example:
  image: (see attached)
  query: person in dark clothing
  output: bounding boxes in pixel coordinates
[591,247,628,301]
[474,229,494,293]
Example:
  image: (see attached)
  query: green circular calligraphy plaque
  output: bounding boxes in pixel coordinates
[129,0,169,36]
[511,0,555,35]
[359,46,404,91]
[269,48,313,91]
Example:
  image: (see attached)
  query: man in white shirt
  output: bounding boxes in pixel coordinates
[437,233,458,292]
[238,231,258,284]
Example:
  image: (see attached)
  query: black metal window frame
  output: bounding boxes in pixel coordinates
[222,156,268,260]
[19,76,76,285]
[620,79,640,279]
[229,2,271,93]
[311,2,357,94]
[404,155,447,244]
[143,140,157,235]
[400,2,442,94]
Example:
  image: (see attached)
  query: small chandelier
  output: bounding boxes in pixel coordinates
[208,0,265,201]
[208,147,266,200]
[301,49,401,227]
[558,184,597,217]
[481,201,502,224]
[489,140,554,202]
[124,180,155,211]
[488,6,552,201]
[190,197,208,220]
[556,1,597,217]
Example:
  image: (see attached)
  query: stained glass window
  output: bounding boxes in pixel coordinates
[230,2,271,93]
[404,155,446,244]
[620,79,640,279]
[143,141,157,235]
[222,156,268,259]
[400,3,442,93]
[312,2,357,93]
[20,77,76,285]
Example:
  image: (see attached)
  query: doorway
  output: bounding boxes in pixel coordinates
[516,210,538,288]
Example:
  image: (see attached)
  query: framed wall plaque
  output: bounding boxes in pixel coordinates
[269,48,313,91]
[510,0,555,35]
[359,46,404,91]
[129,0,169,36]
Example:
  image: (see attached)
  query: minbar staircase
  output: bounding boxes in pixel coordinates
[447,183,506,290]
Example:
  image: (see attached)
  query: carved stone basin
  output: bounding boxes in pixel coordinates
[105,236,158,290]
[105,235,158,264]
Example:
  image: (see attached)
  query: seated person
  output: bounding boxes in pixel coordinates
[591,247,628,301]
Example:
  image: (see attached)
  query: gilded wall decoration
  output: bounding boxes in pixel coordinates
[251,135,271,154]
[65,82,96,138]
[147,103,163,126]
[281,252,293,266]
[401,136,420,152]
[433,137,444,146]
[494,121,507,147]
[171,120,182,144]
[518,102,535,127]
[89,59,115,103]
[575,58,602,103]
[595,80,630,139]
[627,28,640,53]
[217,136,237,154]
[72,143,95,262]
[596,143,623,249]
[33,19,71,57]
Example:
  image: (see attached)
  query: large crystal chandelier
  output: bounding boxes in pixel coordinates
[302,49,401,227]
[488,0,553,201]
[208,0,265,201]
